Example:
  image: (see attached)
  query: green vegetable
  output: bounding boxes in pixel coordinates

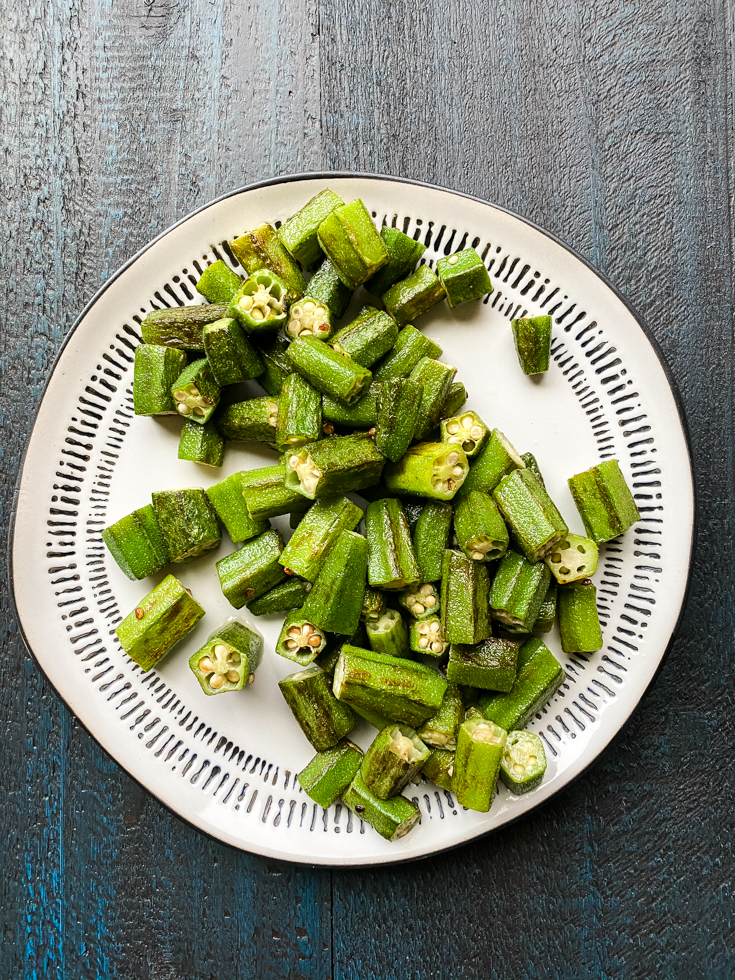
[151,488,220,563]
[215,528,285,607]
[101,504,169,580]
[365,226,426,297]
[520,451,545,487]
[170,357,221,424]
[275,608,328,665]
[372,324,443,382]
[493,468,568,562]
[366,497,420,590]
[399,582,440,620]
[558,581,603,652]
[306,259,353,319]
[500,730,547,794]
[205,472,269,544]
[452,717,506,812]
[189,619,263,695]
[275,373,322,451]
[133,344,187,415]
[384,442,469,501]
[413,501,453,582]
[317,199,388,289]
[488,550,551,631]
[116,574,205,672]
[458,428,525,497]
[286,297,333,341]
[298,739,364,809]
[258,335,294,396]
[409,357,457,439]
[375,378,422,462]
[438,381,468,420]
[140,304,229,350]
[409,616,448,657]
[247,577,310,616]
[447,638,519,692]
[230,271,289,334]
[322,384,381,429]
[216,396,279,445]
[436,248,493,307]
[568,459,640,543]
[279,665,356,751]
[342,772,420,841]
[440,549,491,645]
[178,418,225,467]
[241,464,311,521]
[361,587,386,624]
[533,580,558,634]
[350,703,397,730]
[196,261,243,304]
[439,410,489,458]
[454,490,509,562]
[287,336,372,405]
[417,683,464,749]
[544,533,599,585]
[331,307,399,367]
[478,638,565,731]
[202,317,264,385]
[511,315,551,375]
[421,748,455,791]
[365,609,410,659]
[229,222,306,297]
[284,433,385,500]
[361,724,429,799]
[278,189,345,267]
[302,530,368,635]
[382,265,445,325]
[280,495,363,582]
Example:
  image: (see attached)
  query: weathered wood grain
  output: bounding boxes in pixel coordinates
[1,0,732,977]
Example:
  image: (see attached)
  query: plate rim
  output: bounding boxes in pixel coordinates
[8,170,697,867]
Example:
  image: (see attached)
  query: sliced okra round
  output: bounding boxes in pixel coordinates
[192,640,252,694]
[409,616,448,657]
[440,410,489,457]
[400,582,440,620]
[286,298,333,340]
[499,730,547,795]
[544,533,598,585]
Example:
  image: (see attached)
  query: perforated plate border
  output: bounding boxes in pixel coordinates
[9,173,695,866]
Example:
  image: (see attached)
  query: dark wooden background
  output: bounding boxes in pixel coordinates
[2,1,732,977]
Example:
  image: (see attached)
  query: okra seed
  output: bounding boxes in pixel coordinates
[209,674,225,689]
[174,389,187,400]
[199,657,214,672]
[288,626,302,637]
[177,404,192,415]
[425,596,436,607]
[429,622,440,633]
[301,624,313,636]
[448,255,459,265]
[289,455,301,468]
[307,635,322,647]
[471,550,484,560]
[284,567,294,575]
[239,295,254,311]
[414,603,425,615]
[452,466,463,477]
[446,452,459,465]
[213,644,229,657]
[469,425,484,440]
[430,641,444,653]
[193,407,205,416]
[419,584,433,595]
[447,422,460,435]
[286,639,298,651]
[226,670,240,683]
[135,607,145,619]
[250,308,264,321]
[303,301,315,312]
[418,637,429,648]
[248,673,255,685]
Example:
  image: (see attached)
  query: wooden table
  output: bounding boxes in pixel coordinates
[2,2,731,977]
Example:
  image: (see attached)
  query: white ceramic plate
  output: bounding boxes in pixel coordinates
[11,174,694,866]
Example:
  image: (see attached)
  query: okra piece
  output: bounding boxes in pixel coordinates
[279,665,356,751]
[189,619,263,695]
[361,587,386,624]
[545,533,598,585]
[275,373,322,451]
[409,616,448,657]
[350,703,397,731]
[331,307,399,367]
[298,739,363,809]
[196,260,243,304]
[422,748,455,791]
[287,336,372,405]
[317,199,388,289]
[409,357,457,439]
[140,303,229,350]
[278,188,345,267]
[215,528,286,608]
[361,724,430,799]
[402,499,426,536]
[511,315,551,375]
[454,490,509,562]
[478,638,565,731]
[365,226,426,297]
[417,683,464,749]
[315,635,352,677]
[133,344,187,416]
[280,495,363,582]
[178,418,225,468]
[558,581,603,652]
[307,258,353,318]
[365,609,410,659]
[241,464,311,521]
[151,488,220,563]
[276,607,328,665]
[489,550,551,631]
[322,384,380,429]
[302,530,368,635]
[333,645,447,727]
[436,248,493,307]
[202,317,264,385]
[568,459,640,543]
[375,378,422,462]
[399,582,440,620]
[382,265,446,326]
[500,730,547,795]
[413,501,453,582]
[286,297,333,341]
[440,549,491,645]
[342,771,420,841]
[258,335,294,396]
[205,472,269,544]
[452,717,506,812]
[440,410,489,458]
[458,428,525,498]
[438,381,468,421]
[447,638,519,693]
[116,574,205,672]
[372,324,443,382]
[366,498,420,590]
[533,580,558,634]
[384,442,469,500]
[493,468,569,562]
[521,451,545,488]
[230,271,289,335]
[247,577,310,616]
[216,396,279,446]
[230,222,306,297]
[170,358,220,424]
[102,504,169,580]
[284,433,385,500]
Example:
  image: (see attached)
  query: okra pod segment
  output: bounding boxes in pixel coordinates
[205,472,269,544]
[421,748,455,791]
[568,459,640,543]
[189,619,263,695]
[436,248,493,307]
[229,222,306,297]
[202,317,264,385]
[365,226,426,297]
[102,504,170,581]
[230,271,289,334]
[409,357,457,439]
[384,442,469,501]
[170,357,221,424]
[399,581,440,620]
[488,550,551,632]
[116,574,205,672]
[247,577,310,616]
[278,188,345,267]
[452,717,506,812]
[286,297,333,340]
[361,587,386,625]
[280,495,363,582]
[298,739,364,809]
[216,396,279,446]
[458,428,525,498]
[287,336,372,406]
[409,616,448,658]
[372,324,443,382]
[544,533,598,585]
[511,315,552,375]
[417,683,464,749]
[276,608,328,665]
[140,303,230,350]
[375,378,422,463]
[440,549,491,645]
[366,497,420,590]
[215,528,286,608]
[440,410,489,458]
[361,724,430,799]
[302,530,368,636]
[178,419,225,468]
[533,580,558,634]
[499,731,547,795]
[454,490,509,562]
[322,383,380,430]
[342,772,420,841]
[520,451,545,488]
[306,259,353,319]
[285,433,385,500]
[258,335,294,396]
[275,372,322,451]
[331,307,399,367]
[279,665,356,751]
[557,581,603,653]
[151,488,220,563]
[317,199,388,289]
[382,264,446,326]
[438,381,469,421]
[241,464,311,521]
[493,468,568,563]
[196,260,243,304]
[412,500,453,582]
[365,609,410,660]
[447,638,519,693]
[478,638,565,731]
[133,344,187,416]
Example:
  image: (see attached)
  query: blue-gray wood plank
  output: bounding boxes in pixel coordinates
[1,0,732,977]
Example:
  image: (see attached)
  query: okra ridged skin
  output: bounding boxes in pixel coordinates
[322,384,381,430]
[133,344,187,416]
[247,577,310,616]
[317,199,389,289]
[178,419,225,468]
[365,609,410,659]
[229,222,307,297]
[116,574,205,672]
[205,472,269,544]
[151,488,221,563]
[216,528,286,608]
[409,357,457,439]
[302,530,368,635]
[280,495,363,582]
[307,259,353,319]
[440,549,491,645]
[275,373,322,451]
[533,580,558,634]
[242,464,311,521]
[493,468,568,563]
[102,504,170,580]
[511,315,551,375]
[382,265,446,326]
[361,724,430,799]
[436,248,493,307]
[298,739,363,809]
[196,260,243,304]
[365,226,426,297]
[500,730,547,795]
[170,358,221,424]
[189,619,263,695]
[361,587,386,624]
[350,703,397,730]
[276,608,328,665]
[421,748,455,791]
[557,582,603,653]
[520,451,545,488]
[384,442,469,501]
[333,645,447,727]
[284,433,386,500]
[202,317,264,385]
[413,501,453,582]
[544,533,598,585]
[279,665,356,751]
[409,616,448,657]
[278,189,345,268]
[417,683,464,749]
[332,307,399,368]
[452,717,507,812]
[216,396,279,446]
[287,336,372,406]
[366,498,420,590]
[438,381,468,420]
[375,378,422,462]
[458,428,525,498]
[258,336,294,396]
[371,324,443,382]
[478,638,565,731]
[140,304,230,350]
[447,638,519,693]
[454,490,509,562]
[488,550,551,632]
[342,771,420,841]
[568,459,640,543]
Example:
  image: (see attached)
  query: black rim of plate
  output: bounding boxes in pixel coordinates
[8,171,697,868]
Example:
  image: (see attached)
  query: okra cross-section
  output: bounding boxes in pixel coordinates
[489,550,551,632]
[216,528,286,608]
[285,433,385,500]
[436,248,493,307]
[447,638,519,693]
[557,581,603,653]
[279,495,363,582]
[568,459,640,543]
[366,497,420,590]
[342,772,420,841]
[151,488,221,563]
[417,683,464,749]
[365,226,426,297]
[409,616,448,657]
[189,619,263,695]
[287,336,372,405]
[452,717,507,812]
[511,315,552,375]
[493,468,568,563]
[478,638,565,731]
[170,357,221,424]
[317,198,389,289]
[302,530,368,636]
[544,533,598,585]
[102,504,169,581]
[279,665,356,751]
[230,271,289,334]
[216,396,279,446]
[365,609,410,659]
[440,410,489,458]
[500,730,547,795]
[276,608,328,666]
[298,739,363,810]
[399,582,440,620]
[440,549,491,645]
[361,724,430,799]
[458,428,525,498]
[275,373,322,451]
[229,222,306,297]
[372,324,443,382]
[278,188,345,268]
[133,344,187,416]
[384,442,469,501]
[454,490,509,562]
[286,297,333,340]
[331,307,399,368]
[382,264,446,326]
[116,574,205,672]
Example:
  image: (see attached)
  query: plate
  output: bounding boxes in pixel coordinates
[10,174,694,866]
